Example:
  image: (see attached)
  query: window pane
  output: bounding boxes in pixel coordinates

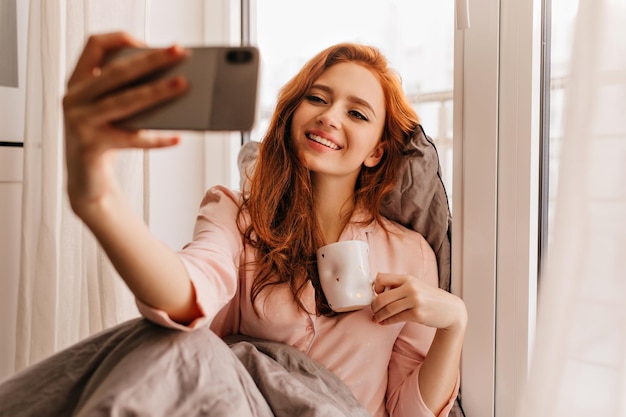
[545,0,580,250]
[252,0,455,202]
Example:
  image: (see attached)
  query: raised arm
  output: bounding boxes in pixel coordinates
[63,32,201,324]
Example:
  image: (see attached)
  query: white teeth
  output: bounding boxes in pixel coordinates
[307,133,339,150]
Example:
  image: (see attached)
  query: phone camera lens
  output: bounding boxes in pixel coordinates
[226,50,253,64]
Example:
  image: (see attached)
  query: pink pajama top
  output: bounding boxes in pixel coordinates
[138,185,459,417]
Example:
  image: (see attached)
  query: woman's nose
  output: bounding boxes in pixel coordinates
[316,106,341,129]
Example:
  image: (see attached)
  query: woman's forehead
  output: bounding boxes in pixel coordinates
[313,63,385,109]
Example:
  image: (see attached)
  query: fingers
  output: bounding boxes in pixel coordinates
[63,33,190,154]
[67,45,189,106]
[64,76,187,150]
[371,273,410,324]
[373,272,403,294]
[371,296,415,325]
[96,127,182,151]
[64,79,187,161]
[371,273,468,330]
[68,32,145,85]
[90,75,188,126]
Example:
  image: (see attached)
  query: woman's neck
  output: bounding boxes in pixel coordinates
[312,174,356,244]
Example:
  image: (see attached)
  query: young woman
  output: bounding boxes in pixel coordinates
[62,32,467,417]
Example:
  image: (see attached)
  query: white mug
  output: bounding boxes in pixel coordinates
[316,240,374,312]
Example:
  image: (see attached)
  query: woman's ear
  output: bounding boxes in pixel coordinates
[364,143,385,168]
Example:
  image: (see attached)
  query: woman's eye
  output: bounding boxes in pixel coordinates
[306,95,326,104]
[349,110,369,121]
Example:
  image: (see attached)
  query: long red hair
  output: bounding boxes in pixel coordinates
[239,43,419,316]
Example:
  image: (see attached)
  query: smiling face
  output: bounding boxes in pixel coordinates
[290,62,386,183]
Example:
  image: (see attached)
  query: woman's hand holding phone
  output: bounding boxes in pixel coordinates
[61,32,203,324]
[63,32,189,216]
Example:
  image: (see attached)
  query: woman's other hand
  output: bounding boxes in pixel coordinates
[371,272,467,332]
[63,31,189,215]
[372,272,467,414]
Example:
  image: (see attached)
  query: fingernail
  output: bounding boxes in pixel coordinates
[166,44,186,57]
[169,76,187,89]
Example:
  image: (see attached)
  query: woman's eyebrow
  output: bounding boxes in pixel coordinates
[310,84,377,117]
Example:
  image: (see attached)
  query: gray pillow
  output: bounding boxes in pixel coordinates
[380,124,452,292]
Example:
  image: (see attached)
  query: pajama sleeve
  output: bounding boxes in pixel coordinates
[137,185,244,332]
[386,322,459,417]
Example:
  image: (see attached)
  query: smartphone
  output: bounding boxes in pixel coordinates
[107,46,260,132]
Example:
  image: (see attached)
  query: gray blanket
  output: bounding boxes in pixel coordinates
[0,318,370,417]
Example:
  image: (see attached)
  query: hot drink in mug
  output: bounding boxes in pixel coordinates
[316,240,374,312]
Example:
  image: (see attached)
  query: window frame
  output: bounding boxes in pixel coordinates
[452,0,499,413]
[495,0,542,416]
[455,0,542,415]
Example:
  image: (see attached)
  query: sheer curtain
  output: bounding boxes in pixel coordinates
[16,0,151,371]
[518,0,626,415]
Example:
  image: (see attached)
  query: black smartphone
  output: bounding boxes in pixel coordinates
[107,46,260,132]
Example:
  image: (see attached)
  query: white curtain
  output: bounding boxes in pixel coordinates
[16,0,152,371]
[518,0,626,415]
